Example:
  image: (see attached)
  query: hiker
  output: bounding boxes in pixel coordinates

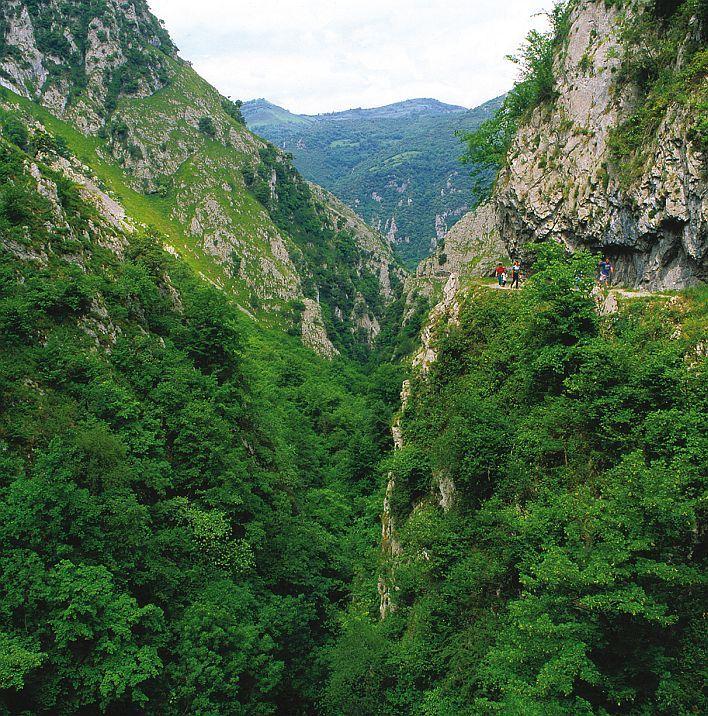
[598,257,614,285]
[510,260,521,289]
[495,262,506,286]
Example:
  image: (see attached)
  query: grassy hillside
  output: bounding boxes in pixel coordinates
[0,1,404,358]
[243,96,504,268]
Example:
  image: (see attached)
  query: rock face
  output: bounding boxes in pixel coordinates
[1,122,132,270]
[417,202,506,280]
[0,0,175,131]
[434,0,706,289]
[379,273,462,618]
[301,298,339,358]
[308,183,405,304]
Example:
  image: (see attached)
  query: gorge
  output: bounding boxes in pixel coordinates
[0,0,705,714]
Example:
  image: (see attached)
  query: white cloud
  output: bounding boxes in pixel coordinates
[147,0,556,114]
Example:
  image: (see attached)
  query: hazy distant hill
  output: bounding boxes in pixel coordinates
[243,96,504,267]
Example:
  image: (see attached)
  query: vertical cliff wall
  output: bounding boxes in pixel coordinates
[434,0,707,289]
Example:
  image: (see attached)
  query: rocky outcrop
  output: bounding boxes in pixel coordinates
[379,273,462,618]
[308,183,405,304]
[412,273,461,373]
[418,202,506,280]
[379,380,408,619]
[0,115,133,271]
[0,5,49,98]
[494,0,706,289]
[0,0,175,130]
[432,0,706,290]
[301,298,339,359]
[308,183,406,346]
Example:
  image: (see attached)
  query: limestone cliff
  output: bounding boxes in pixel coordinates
[434,0,706,289]
[378,273,462,618]
[417,202,506,281]
[0,0,175,132]
[309,183,406,343]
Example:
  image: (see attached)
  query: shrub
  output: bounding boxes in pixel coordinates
[198,116,217,138]
[2,115,29,151]
[221,97,245,125]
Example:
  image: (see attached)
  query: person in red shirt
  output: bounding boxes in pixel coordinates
[495,262,506,286]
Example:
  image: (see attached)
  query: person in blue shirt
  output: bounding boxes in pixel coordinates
[598,257,614,285]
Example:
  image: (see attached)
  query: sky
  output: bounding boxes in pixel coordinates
[147,0,556,115]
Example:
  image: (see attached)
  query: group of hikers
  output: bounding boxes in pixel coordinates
[494,257,615,288]
[494,260,522,288]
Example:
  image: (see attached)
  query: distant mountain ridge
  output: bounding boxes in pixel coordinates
[242,95,504,267]
[246,97,468,128]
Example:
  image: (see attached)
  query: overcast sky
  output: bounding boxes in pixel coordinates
[147,0,555,115]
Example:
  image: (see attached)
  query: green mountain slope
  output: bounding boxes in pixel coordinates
[0,0,404,358]
[0,111,402,713]
[242,96,504,267]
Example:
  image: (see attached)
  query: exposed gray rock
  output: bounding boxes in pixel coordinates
[422,0,706,290]
[494,0,706,289]
[419,202,506,279]
[0,4,48,98]
[308,182,405,305]
[301,298,339,358]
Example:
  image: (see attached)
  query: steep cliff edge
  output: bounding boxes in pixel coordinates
[416,201,506,281]
[434,0,707,289]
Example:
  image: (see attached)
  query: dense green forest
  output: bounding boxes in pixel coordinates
[326,245,707,714]
[0,110,400,714]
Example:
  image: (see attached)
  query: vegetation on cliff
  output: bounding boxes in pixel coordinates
[326,245,707,714]
[462,0,707,199]
[607,0,708,184]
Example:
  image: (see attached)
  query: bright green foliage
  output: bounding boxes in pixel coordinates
[326,246,707,714]
[608,0,708,184]
[0,116,399,714]
[0,633,44,691]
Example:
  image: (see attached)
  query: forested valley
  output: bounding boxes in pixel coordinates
[0,0,706,714]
